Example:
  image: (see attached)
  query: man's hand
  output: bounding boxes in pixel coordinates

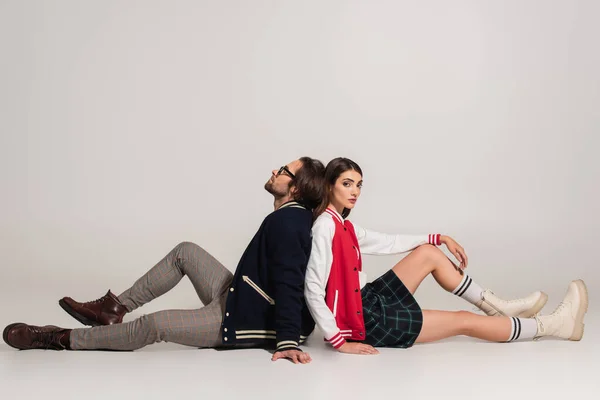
[337,342,379,355]
[271,349,312,364]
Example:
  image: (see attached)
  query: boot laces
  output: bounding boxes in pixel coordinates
[34,328,66,350]
[86,294,108,305]
[553,300,568,316]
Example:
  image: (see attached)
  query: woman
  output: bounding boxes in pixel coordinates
[304,157,588,354]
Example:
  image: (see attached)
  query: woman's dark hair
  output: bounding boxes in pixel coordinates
[314,157,363,219]
[291,156,326,220]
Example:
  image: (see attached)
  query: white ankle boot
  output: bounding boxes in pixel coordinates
[476,290,548,317]
[535,279,589,341]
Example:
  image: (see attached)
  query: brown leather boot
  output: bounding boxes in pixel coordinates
[59,290,127,326]
[3,323,71,350]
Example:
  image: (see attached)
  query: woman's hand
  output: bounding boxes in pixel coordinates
[337,342,379,355]
[440,235,468,270]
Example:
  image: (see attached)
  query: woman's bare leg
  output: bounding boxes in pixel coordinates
[416,310,513,343]
[390,245,548,318]
[391,244,463,294]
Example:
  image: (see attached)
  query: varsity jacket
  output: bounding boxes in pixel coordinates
[221,200,316,352]
[304,207,441,349]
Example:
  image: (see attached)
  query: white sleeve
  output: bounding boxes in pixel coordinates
[304,217,347,349]
[354,223,441,255]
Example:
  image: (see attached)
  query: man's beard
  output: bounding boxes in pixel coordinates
[264,181,288,197]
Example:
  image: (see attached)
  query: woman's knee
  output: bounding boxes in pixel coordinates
[411,244,444,263]
[452,310,478,336]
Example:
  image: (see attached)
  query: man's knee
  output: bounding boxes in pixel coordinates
[174,241,209,263]
[138,313,168,343]
[176,241,200,253]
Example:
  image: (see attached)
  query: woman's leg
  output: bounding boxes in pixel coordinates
[390,245,546,317]
[415,310,536,343]
[391,244,463,294]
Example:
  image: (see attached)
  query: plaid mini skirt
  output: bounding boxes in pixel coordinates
[361,269,423,348]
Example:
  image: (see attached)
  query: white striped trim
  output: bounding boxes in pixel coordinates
[235,330,307,339]
[277,340,299,348]
[279,201,306,210]
[236,330,276,335]
[508,317,522,342]
[242,275,275,304]
[327,332,347,349]
[237,335,276,339]
[325,208,343,224]
[428,233,441,246]
[333,290,339,317]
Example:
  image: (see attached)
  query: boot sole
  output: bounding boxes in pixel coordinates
[58,299,101,327]
[517,292,548,318]
[570,279,589,341]
[3,323,23,349]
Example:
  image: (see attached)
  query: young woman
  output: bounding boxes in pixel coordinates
[304,157,588,355]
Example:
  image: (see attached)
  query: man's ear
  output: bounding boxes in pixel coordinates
[289,184,298,198]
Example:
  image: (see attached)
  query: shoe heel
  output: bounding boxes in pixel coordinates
[518,291,548,318]
[569,280,588,341]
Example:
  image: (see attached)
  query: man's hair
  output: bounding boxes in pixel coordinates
[291,156,326,219]
[314,157,363,219]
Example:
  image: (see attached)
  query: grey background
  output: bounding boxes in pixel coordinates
[1,0,598,328]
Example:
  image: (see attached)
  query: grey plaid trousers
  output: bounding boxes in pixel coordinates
[70,242,233,350]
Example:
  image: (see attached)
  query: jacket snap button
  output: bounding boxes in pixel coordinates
[354,268,357,271]
[224,337,228,341]
[359,332,363,336]
[230,287,234,292]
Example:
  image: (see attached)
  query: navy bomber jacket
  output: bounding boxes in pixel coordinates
[221,200,316,352]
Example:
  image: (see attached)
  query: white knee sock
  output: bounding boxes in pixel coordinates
[506,317,538,342]
[451,274,484,305]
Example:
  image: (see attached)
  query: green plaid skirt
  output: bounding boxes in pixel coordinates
[361,269,423,348]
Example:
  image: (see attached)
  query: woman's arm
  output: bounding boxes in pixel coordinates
[304,218,347,349]
[353,223,441,255]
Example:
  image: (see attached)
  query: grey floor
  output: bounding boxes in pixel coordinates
[1,312,597,400]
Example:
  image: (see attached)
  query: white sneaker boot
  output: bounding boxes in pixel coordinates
[476,290,548,318]
[535,279,589,341]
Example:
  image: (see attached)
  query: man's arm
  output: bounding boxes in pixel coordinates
[267,214,309,354]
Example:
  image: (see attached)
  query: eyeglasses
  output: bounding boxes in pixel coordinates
[277,165,295,179]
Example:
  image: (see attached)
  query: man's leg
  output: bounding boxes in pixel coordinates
[118,241,232,311]
[60,241,233,326]
[4,294,228,351]
[69,294,227,350]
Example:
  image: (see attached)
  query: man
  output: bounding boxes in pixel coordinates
[3,157,325,364]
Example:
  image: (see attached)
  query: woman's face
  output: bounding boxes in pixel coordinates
[330,169,363,213]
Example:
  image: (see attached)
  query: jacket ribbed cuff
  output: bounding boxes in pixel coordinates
[276,340,301,352]
[428,234,441,246]
[327,332,346,349]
